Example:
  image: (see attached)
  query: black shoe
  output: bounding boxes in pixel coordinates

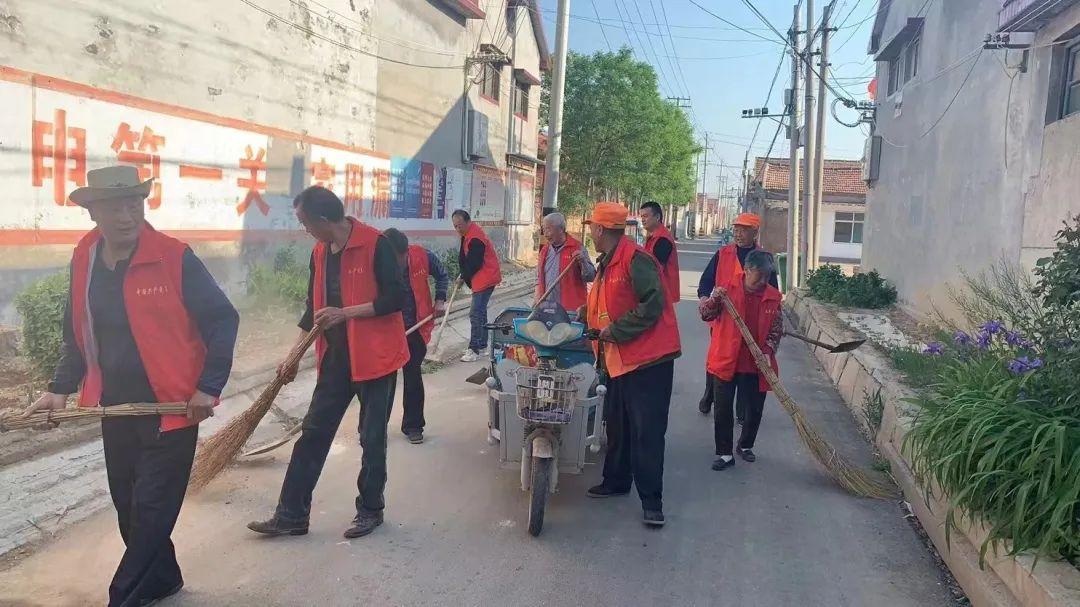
[698,398,712,414]
[586,484,631,498]
[139,581,184,606]
[643,510,666,527]
[247,516,308,536]
[738,448,756,462]
[344,510,384,539]
[405,431,424,444]
[711,456,735,471]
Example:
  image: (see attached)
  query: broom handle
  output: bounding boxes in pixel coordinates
[405,314,435,336]
[535,257,581,308]
[430,278,463,354]
[716,289,790,401]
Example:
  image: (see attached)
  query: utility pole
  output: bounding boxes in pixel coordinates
[787,4,802,291]
[802,0,817,281]
[811,1,836,272]
[699,133,709,238]
[541,0,570,214]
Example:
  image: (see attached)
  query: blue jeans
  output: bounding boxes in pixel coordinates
[469,287,495,353]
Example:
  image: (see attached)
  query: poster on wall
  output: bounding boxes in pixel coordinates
[420,162,434,219]
[507,169,536,225]
[440,167,471,218]
[470,164,504,222]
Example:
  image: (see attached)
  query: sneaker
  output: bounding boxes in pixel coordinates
[344,510,384,539]
[406,431,424,444]
[738,448,756,462]
[586,484,631,498]
[643,510,666,527]
[697,397,712,415]
[460,350,479,362]
[711,456,735,471]
[247,516,309,536]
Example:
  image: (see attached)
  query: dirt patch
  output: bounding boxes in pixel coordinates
[0,356,37,412]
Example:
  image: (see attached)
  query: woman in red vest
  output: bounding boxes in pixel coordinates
[536,211,595,310]
[382,228,449,444]
[452,210,502,362]
[583,203,681,528]
[639,201,681,304]
[249,186,408,540]
[25,166,239,607]
[699,250,783,472]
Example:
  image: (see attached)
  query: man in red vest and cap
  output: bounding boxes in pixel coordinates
[26,165,239,607]
[700,250,783,471]
[452,210,502,362]
[382,228,449,445]
[536,211,595,309]
[249,186,407,540]
[583,202,681,527]
[639,201,681,304]
[696,212,778,418]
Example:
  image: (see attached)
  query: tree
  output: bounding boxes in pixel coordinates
[556,49,699,217]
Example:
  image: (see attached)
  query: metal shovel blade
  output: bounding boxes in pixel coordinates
[784,331,866,354]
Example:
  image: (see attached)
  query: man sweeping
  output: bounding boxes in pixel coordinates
[24,165,239,607]
[452,210,502,362]
[696,213,778,417]
[639,201,681,304]
[383,228,449,444]
[700,250,783,471]
[249,186,407,539]
[536,211,595,309]
[583,202,681,527]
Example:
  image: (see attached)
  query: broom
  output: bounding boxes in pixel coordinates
[188,327,321,491]
[426,277,463,362]
[0,403,189,432]
[715,288,894,499]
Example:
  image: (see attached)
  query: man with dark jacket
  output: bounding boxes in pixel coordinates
[452,210,502,362]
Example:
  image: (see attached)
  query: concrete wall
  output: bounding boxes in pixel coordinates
[865,0,1080,318]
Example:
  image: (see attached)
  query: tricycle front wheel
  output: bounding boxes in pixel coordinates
[528,457,553,537]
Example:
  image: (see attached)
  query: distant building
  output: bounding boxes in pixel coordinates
[747,157,868,274]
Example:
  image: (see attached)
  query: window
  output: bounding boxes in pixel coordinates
[480,63,500,102]
[886,35,920,96]
[1063,41,1080,119]
[513,81,529,120]
[834,212,865,244]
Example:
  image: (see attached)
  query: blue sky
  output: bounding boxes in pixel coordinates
[539,0,879,196]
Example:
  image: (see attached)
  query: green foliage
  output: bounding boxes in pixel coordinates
[437,248,460,282]
[247,246,307,310]
[862,388,885,435]
[1034,214,1080,308]
[805,264,897,308]
[889,346,952,387]
[15,271,69,378]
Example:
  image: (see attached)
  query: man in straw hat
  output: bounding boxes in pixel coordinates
[24,165,239,606]
[699,250,783,471]
[582,202,681,527]
[249,185,407,540]
[696,212,778,418]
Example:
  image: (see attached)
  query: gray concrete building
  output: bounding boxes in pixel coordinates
[863,0,1080,317]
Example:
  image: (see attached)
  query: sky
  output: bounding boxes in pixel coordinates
[538,0,880,197]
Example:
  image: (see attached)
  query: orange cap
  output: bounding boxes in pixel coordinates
[733,213,761,229]
[585,202,629,229]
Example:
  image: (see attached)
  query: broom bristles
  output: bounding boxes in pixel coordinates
[717,290,894,499]
[188,329,320,492]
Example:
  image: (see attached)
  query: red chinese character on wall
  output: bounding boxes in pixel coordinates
[236,145,269,216]
[371,168,391,219]
[110,122,165,209]
[311,157,336,190]
[344,163,364,216]
[31,109,87,206]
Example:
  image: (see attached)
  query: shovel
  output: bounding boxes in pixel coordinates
[784,331,865,354]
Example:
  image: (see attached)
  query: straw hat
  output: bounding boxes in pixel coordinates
[68,166,153,207]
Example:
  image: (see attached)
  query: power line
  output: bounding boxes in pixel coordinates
[650,0,691,97]
[627,0,679,96]
[920,48,983,138]
[589,0,614,51]
[537,7,774,32]
[685,0,785,45]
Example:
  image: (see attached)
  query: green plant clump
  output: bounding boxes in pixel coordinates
[247,246,308,309]
[15,271,70,378]
[805,264,897,308]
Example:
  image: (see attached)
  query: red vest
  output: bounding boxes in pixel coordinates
[714,243,764,289]
[406,244,435,344]
[70,224,208,432]
[538,235,589,311]
[461,223,502,292]
[587,237,681,378]
[706,273,781,392]
[313,218,409,381]
[645,224,680,303]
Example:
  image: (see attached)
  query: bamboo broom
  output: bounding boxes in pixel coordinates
[188,328,320,491]
[0,403,189,432]
[715,288,894,499]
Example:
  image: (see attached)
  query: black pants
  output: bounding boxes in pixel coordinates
[101,416,198,607]
[601,360,674,512]
[702,372,746,420]
[276,350,397,522]
[399,332,427,434]
[713,372,767,456]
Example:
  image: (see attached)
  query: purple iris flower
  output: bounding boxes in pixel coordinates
[922,342,945,356]
[976,331,993,350]
[1007,356,1044,374]
[954,331,972,346]
[1005,331,1023,346]
[979,320,1005,335]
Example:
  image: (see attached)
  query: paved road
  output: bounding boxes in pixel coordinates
[0,241,959,607]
